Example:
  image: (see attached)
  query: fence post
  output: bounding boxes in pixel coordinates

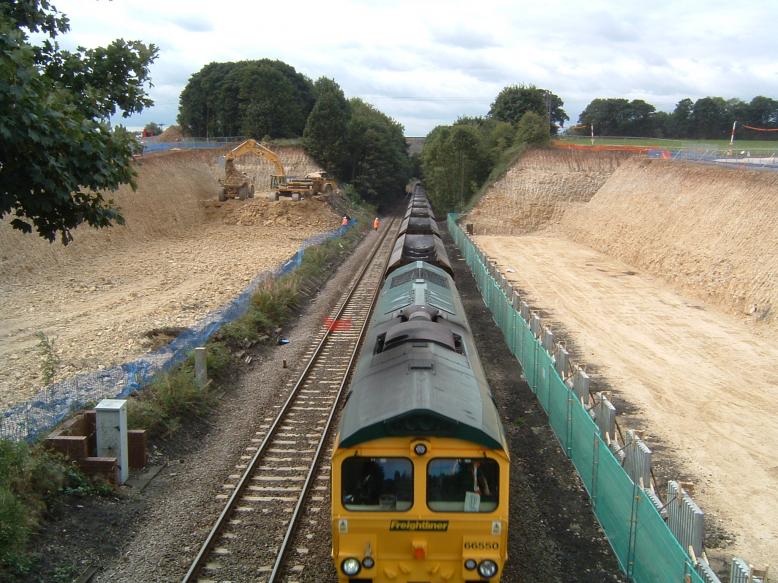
[591,436,600,510]
[627,480,641,577]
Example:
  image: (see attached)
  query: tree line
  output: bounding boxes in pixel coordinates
[573,96,778,140]
[421,85,558,211]
[178,62,409,207]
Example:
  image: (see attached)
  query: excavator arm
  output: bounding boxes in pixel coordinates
[225,139,286,178]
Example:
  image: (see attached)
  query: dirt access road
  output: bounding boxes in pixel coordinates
[475,234,778,567]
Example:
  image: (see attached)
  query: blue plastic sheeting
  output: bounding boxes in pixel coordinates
[1,221,356,442]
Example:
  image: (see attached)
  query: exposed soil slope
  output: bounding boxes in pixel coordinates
[466,149,630,235]
[464,149,778,570]
[476,234,778,568]
[560,158,778,328]
[0,148,337,410]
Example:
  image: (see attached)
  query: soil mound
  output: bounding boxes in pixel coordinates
[214,197,340,230]
[157,125,184,141]
[465,149,630,235]
[560,158,778,328]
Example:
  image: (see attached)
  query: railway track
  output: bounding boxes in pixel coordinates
[182,219,398,583]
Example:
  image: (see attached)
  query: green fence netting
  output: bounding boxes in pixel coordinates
[448,213,704,583]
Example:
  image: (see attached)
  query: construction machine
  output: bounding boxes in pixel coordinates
[220,139,337,202]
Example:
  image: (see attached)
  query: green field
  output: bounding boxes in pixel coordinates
[555,136,778,151]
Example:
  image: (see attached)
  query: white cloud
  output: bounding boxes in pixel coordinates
[46,0,778,135]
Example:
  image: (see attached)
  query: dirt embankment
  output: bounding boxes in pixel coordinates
[466,149,631,235]
[0,148,338,411]
[559,158,778,328]
[464,148,778,567]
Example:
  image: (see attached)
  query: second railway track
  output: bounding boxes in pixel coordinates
[183,219,398,583]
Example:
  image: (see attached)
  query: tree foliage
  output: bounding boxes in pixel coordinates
[177,60,315,138]
[573,94,778,139]
[489,84,568,132]
[303,77,350,174]
[577,98,656,136]
[0,0,158,243]
[515,111,550,145]
[342,99,409,206]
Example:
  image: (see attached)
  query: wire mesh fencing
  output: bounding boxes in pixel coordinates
[0,221,356,443]
[449,213,709,583]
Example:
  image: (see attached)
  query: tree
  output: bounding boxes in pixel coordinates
[177,60,315,139]
[143,122,163,136]
[343,99,409,206]
[304,78,350,174]
[691,97,728,139]
[669,98,694,138]
[421,123,489,211]
[489,85,568,132]
[577,98,656,136]
[0,0,158,243]
[515,111,550,145]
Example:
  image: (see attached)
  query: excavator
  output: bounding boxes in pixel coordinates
[219,139,338,202]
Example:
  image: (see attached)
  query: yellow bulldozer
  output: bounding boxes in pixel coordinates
[220,139,337,202]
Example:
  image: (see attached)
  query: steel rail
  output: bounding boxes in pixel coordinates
[267,219,397,582]
[181,220,395,583]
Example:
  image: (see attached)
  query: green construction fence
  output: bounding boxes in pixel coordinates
[448,213,704,583]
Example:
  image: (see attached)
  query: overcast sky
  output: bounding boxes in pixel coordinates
[50,0,778,136]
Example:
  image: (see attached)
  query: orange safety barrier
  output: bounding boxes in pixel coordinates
[741,124,778,132]
[552,141,655,153]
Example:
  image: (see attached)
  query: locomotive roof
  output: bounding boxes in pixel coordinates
[337,262,506,451]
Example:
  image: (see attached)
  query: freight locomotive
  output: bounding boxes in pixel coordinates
[330,189,510,583]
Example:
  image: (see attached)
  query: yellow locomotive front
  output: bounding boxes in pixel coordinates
[331,260,511,582]
[332,437,509,583]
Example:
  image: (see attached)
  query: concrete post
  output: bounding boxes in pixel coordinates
[574,368,591,404]
[556,345,570,379]
[542,328,555,352]
[95,399,129,484]
[194,346,208,389]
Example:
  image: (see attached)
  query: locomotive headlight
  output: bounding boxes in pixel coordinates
[341,557,361,576]
[413,443,427,456]
[478,559,498,578]
[362,556,375,569]
[464,558,477,570]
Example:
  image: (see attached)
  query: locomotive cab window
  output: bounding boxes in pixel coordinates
[427,458,499,512]
[342,457,413,511]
